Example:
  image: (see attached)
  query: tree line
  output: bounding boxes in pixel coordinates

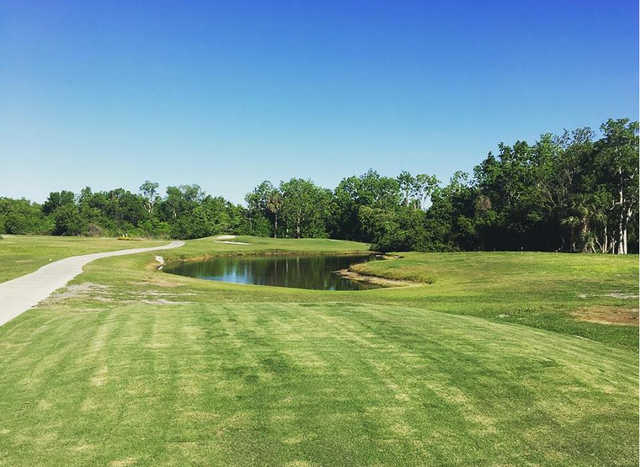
[1,118,637,254]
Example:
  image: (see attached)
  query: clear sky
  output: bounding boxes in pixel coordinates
[1,0,637,204]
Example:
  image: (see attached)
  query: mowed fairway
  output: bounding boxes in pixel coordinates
[0,236,637,465]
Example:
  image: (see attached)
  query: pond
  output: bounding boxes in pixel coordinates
[164,254,381,290]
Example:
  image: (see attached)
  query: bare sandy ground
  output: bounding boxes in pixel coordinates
[213,235,249,245]
[214,235,237,240]
[0,241,184,328]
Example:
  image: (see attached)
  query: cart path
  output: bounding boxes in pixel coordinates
[0,241,185,328]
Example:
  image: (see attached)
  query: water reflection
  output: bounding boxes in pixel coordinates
[165,255,380,290]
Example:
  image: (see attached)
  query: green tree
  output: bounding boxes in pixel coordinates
[595,119,639,254]
[280,178,330,238]
[266,190,283,238]
[42,191,75,215]
[245,181,276,236]
[139,181,160,215]
[53,204,85,236]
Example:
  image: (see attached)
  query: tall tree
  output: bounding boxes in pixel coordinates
[280,178,329,238]
[266,189,283,238]
[42,191,75,215]
[139,181,160,215]
[595,119,638,254]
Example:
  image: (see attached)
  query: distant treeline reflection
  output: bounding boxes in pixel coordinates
[165,255,380,291]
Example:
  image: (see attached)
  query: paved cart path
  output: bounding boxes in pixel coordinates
[0,241,184,328]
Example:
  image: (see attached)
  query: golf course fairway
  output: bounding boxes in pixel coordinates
[0,236,637,465]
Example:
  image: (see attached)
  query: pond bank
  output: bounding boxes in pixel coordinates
[335,268,418,287]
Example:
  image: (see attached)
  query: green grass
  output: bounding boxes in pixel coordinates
[0,236,637,465]
[167,235,372,259]
[0,235,167,283]
[350,251,639,350]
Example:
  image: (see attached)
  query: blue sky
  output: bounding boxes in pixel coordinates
[1,0,637,204]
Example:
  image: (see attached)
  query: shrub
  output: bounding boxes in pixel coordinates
[86,223,105,237]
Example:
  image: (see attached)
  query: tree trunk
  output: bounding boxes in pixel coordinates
[569,225,575,252]
[623,208,631,255]
[617,168,625,255]
[622,217,628,254]
[274,213,278,239]
[594,236,602,253]
[580,221,589,252]
[618,209,625,255]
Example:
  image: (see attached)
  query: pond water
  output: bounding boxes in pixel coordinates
[164,254,380,290]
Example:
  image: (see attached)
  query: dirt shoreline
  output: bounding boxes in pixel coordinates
[334,268,417,287]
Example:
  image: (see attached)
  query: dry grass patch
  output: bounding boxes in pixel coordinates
[572,306,638,326]
[47,282,110,302]
[109,457,138,467]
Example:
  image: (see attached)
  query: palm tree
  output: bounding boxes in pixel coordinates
[266,190,283,238]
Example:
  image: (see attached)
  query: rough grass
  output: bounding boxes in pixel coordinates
[0,236,637,465]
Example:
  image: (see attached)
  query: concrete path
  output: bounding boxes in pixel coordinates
[0,241,185,328]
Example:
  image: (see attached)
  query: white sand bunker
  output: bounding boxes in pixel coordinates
[213,235,249,245]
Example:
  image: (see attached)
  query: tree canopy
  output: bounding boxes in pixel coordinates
[1,118,637,254]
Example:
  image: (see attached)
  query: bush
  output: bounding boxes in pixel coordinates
[4,213,30,234]
[86,223,105,237]
[53,205,86,236]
